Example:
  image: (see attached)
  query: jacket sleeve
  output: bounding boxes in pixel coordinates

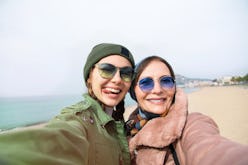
[180,112,248,165]
[0,111,89,165]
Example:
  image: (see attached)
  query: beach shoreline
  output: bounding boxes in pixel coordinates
[3,86,248,145]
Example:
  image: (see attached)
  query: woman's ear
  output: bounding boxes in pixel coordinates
[86,78,91,87]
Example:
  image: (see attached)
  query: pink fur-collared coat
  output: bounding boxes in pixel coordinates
[128,88,248,165]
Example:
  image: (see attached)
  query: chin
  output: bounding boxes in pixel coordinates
[105,100,119,107]
[150,108,165,115]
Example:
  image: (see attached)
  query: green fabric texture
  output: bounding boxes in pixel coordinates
[83,43,135,83]
[0,94,131,165]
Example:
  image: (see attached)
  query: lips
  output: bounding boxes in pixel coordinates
[103,87,121,94]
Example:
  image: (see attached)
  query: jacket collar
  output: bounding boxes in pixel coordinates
[83,94,114,127]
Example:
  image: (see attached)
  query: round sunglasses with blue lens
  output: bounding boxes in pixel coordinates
[138,76,175,92]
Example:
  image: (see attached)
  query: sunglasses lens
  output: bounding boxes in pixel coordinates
[160,76,175,88]
[138,76,175,92]
[97,63,116,79]
[96,63,133,82]
[139,77,154,92]
[120,67,134,82]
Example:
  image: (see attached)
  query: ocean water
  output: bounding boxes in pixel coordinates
[0,95,82,131]
[0,88,199,131]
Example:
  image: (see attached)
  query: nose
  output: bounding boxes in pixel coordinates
[111,69,122,83]
[151,81,163,94]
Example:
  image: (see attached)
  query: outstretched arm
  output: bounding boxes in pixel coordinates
[180,112,248,165]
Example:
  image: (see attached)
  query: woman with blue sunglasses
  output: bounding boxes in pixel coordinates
[126,56,248,165]
[0,43,135,165]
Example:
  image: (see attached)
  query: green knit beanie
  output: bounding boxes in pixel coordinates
[83,43,135,83]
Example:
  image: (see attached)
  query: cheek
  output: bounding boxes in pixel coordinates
[167,88,176,102]
[124,82,132,92]
[88,70,104,93]
[134,86,146,101]
[91,81,100,91]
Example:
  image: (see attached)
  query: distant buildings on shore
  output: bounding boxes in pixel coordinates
[175,74,247,88]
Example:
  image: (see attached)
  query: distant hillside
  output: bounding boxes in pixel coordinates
[175,74,212,86]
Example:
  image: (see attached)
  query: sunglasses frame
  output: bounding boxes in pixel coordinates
[95,63,134,82]
[138,76,175,92]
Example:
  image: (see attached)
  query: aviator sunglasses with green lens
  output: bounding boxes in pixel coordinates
[138,76,175,92]
[95,63,134,82]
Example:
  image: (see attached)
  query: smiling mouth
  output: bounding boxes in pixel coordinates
[147,98,166,103]
[103,88,121,94]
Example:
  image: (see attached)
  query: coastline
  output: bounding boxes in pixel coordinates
[0,122,47,133]
[3,86,248,145]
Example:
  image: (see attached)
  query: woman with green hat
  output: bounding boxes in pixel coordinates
[0,43,135,165]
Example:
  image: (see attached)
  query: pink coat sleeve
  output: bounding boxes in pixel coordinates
[179,112,248,165]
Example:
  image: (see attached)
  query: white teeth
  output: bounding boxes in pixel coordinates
[106,88,120,93]
[149,99,165,103]
[150,99,163,103]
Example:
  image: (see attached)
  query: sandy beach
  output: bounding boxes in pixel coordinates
[125,86,248,145]
[187,86,248,145]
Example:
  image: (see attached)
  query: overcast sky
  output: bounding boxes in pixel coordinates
[0,0,247,97]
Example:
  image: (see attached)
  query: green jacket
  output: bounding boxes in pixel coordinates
[0,94,131,165]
